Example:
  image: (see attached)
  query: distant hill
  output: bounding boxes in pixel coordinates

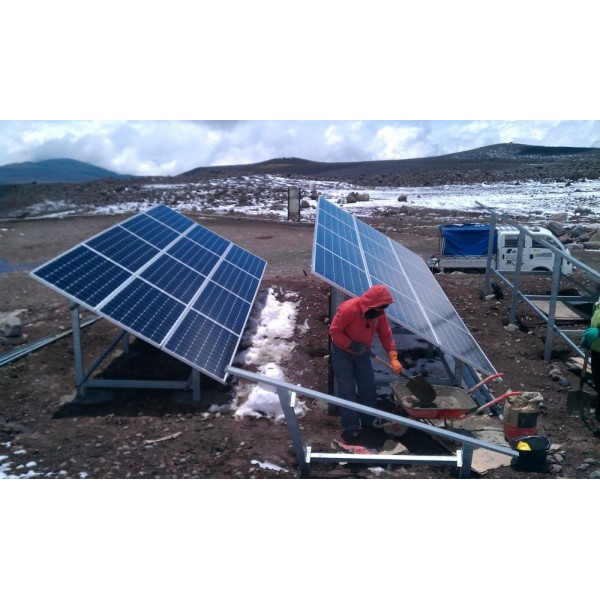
[0,158,132,184]
[180,143,600,186]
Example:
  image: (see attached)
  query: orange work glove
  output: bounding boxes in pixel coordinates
[388,350,403,375]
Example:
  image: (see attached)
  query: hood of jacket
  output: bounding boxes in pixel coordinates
[358,285,394,314]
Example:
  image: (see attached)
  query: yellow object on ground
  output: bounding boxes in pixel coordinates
[516,441,532,451]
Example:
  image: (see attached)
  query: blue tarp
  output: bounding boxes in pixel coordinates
[439,224,497,256]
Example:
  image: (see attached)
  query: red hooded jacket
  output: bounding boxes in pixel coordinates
[329,285,396,354]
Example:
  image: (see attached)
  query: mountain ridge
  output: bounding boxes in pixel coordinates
[1,143,600,191]
[180,143,600,186]
[0,158,132,185]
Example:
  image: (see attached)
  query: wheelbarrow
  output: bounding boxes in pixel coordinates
[391,380,521,421]
[373,380,521,438]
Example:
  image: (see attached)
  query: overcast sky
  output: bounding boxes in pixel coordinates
[1,120,598,177]
[3,4,597,178]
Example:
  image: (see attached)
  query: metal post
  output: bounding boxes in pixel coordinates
[70,304,86,396]
[453,360,464,386]
[483,213,497,295]
[276,389,309,475]
[192,369,201,403]
[509,232,526,325]
[288,187,301,222]
[459,445,473,479]
[544,253,564,361]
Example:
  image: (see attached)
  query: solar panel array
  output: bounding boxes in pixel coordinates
[30,205,266,383]
[312,197,496,375]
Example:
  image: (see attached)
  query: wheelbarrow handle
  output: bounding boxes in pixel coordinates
[467,390,521,416]
[467,372,505,394]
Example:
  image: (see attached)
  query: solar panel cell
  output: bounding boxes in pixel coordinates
[314,245,369,297]
[147,204,194,233]
[193,281,250,334]
[166,238,219,275]
[212,261,260,303]
[186,226,230,255]
[121,214,180,249]
[33,246,131,308]
[86,226,157,271]
[225,245,266,278]
[101,279,185,345]
[140,254,206,303]
[164,310,239,381]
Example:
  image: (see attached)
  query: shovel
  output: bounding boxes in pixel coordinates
[567,348,592,416]
[369,352,437,406]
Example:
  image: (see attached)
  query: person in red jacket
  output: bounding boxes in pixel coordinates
[329,284,403,440]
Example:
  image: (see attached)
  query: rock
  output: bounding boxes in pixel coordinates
[346,192,370,203]
[0,316,22,337]
[548,364,563,379]
[544,221,566,237]
[548,213,568,223]
[589,470,600,479]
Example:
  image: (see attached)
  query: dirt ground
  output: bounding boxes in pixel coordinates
[2,210,600,479]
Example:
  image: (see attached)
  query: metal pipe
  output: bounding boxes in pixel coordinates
[0,314,100,369]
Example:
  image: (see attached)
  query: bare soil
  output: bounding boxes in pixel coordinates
[2,211,599,479]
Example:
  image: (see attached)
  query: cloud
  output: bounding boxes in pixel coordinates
[0,120,598,177]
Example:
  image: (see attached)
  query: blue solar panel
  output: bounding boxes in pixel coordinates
[100,279,185,345]
[121,214,180,248]
[225,245,266,278]
[86,227,157,271]
[312,197,495,376]
[193,281,250,334]
[147,204,194,233]
[139,255,206,303]
[165,310,240,377]
[32,246,131,307]
[186,225,230,254]
[167,238,220,275]
[30,205,267,383]
[212,261,261,303]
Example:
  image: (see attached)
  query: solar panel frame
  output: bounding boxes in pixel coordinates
[311,197,496,376]
[30,206,267,384]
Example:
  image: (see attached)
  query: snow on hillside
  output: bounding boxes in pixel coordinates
[17,174,600,222]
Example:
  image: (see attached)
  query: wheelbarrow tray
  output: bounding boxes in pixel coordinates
[391,381,477,420]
